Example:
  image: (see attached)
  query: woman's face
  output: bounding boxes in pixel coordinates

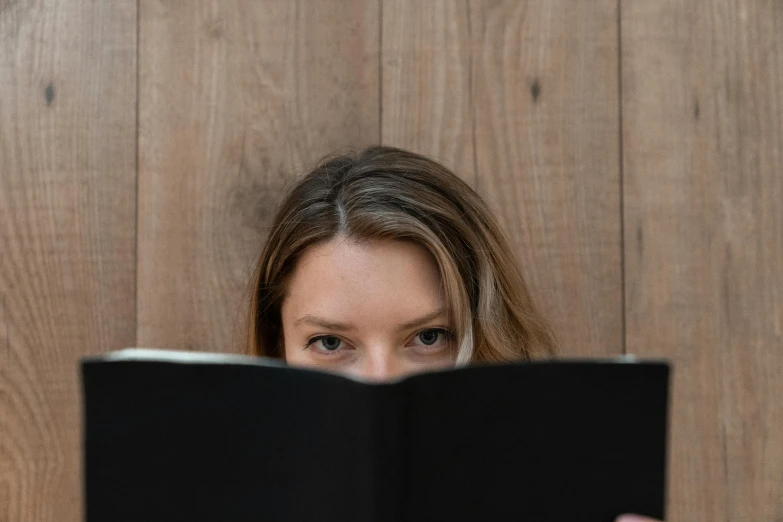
[281,237,457,381]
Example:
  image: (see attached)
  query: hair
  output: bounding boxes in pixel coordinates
[245,145,557,364]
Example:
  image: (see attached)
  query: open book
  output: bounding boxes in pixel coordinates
[81,349,670,522]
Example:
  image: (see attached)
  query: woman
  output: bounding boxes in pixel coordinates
[245,145,662,522]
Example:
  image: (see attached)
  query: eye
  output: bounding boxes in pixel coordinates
[418,329,439,345]
[410,328,452,349]
[305,335,344,354]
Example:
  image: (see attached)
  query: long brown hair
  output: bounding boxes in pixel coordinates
[245,146,556,363]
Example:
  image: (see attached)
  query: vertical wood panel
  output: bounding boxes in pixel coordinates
[471,0,622,357]
[622,0,783,520]
[0,1,137,521]
[381,0,475,182]
[138,0,380,353]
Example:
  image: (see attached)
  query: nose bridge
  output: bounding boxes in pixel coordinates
[363,340,404,381]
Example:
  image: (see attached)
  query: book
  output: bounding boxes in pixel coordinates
[81,348,670,522]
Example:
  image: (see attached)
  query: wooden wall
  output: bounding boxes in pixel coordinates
[0,1,780,521]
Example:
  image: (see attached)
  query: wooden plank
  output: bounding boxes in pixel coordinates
[0,1,137,521]
[471,0,622,357]
[622,0,783,520]
[381,0,475,182]
[138,0,380,353]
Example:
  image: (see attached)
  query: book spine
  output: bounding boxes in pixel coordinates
[367,385,406,522]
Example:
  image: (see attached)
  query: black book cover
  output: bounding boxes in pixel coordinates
[81,349,670,522]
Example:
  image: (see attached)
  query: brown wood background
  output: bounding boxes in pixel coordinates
[0,1,780,521]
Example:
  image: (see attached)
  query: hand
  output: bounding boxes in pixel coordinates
[615,515,663,522]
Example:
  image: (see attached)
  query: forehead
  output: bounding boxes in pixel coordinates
[281,237,446,327]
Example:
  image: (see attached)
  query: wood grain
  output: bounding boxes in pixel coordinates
[0,1,137,521]
[381,0,475,182]
[137,0,380,353]
[471,0,622,357]
[622,0,783,520]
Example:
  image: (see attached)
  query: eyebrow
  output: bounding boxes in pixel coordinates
[293,309,448,331]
